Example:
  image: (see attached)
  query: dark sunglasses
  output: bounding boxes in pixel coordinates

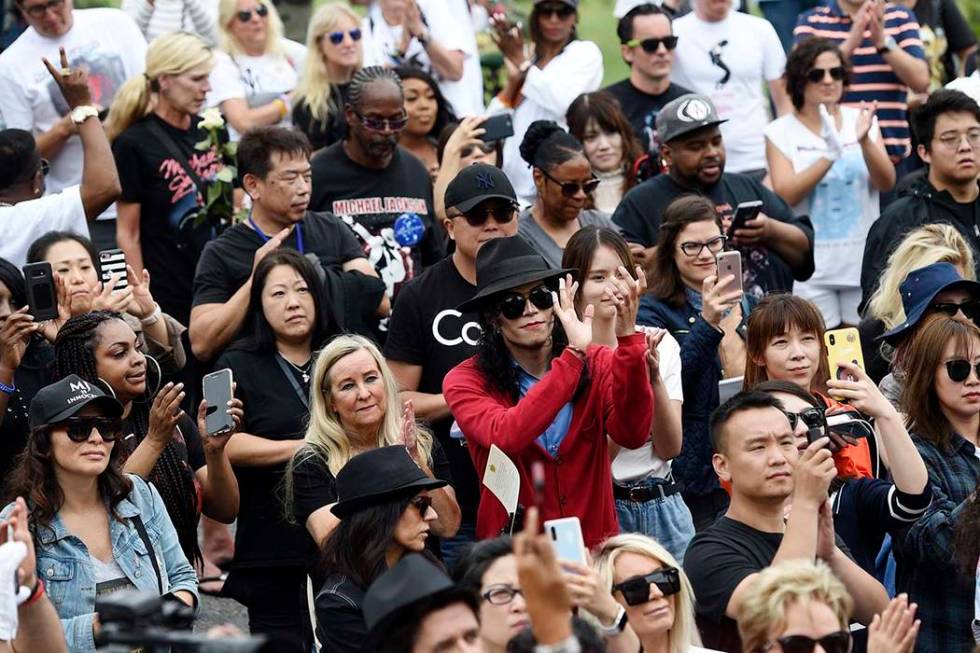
[783,406,825,432]
[453,204,517,228]
[59,416,122,443]
[536,2,575,18]
[541,169,600,198]
[410,495,433,514]
[805,66,845,84]
[931,299,980,323]
[236,3,268,21]
[624,36,679,53]
[22,0,63,18]
[612,567,681,606]
[327,28,361,44]
[460,141,497,158]
[762,631,852,653]
[945,359,980,383]
[497,284,554,320]
[355,110,409,132]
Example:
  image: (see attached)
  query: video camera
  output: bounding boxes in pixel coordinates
[95,589,268,652]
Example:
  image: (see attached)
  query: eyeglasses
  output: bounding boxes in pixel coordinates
[783,407,825,433]
[452,204,517,228]
[541,169,600,198]
[354,110,409,132]
[497,284,554,320]
[760,631,852,653]
[536,2,575,18]
[481,584,524,605]
[679,235,726,257]
[932,299,980,323]
[410,495,433,514]
[58,416,122,443]
[460,141,498,158]
[624,36,679,53]
[611,567,681,606]
[945,359,980,383]
[236,4,268,22]
[936,128,980,149]
[22,0,63,19]
[327,28,361,44]
[805,66,845,84]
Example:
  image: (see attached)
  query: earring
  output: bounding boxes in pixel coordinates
[96,378,117,399]
[145,354,162,397]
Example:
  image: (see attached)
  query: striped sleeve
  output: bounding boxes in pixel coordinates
[889,481,933,523]
[885,6,925,59]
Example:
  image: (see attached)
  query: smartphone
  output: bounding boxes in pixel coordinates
[727,200,763,238]
[99,248,128,292]
[715,250,743,294]
[202,369,234,436]
[826,411,874,440]
[543,517,587,565]
[480,113,514,143]
[825,327,865,382]
[22,262,58,321]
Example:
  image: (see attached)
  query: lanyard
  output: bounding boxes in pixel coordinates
[248,216,304,254]
[275,353,309,410]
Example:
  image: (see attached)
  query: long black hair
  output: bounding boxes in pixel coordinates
[394,65,457,139]
[53,311,202,564]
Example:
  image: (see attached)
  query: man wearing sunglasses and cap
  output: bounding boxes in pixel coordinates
[384,163,519,566]
[442,235,654,548]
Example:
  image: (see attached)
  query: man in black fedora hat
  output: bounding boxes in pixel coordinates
[384,163,520,566]
[442,236,654,548]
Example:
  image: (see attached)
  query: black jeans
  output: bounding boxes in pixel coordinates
[223,566,312,653]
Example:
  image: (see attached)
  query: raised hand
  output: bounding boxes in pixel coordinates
[251,226,293,275]
[701,273,742,329]
[91,272,134,315]
[197,392,244,452]
[37,274,71,343]
[41,46,92,110]
[490,15,527,67]
[867,594,920,653]
[0,308,37,375]
[399,399,421,463]
[513,507,573,645]
[644,327,666,381]
[125,265,157,320]
[792,437,836,509]
[601,265,646,337]
[825,361,895,420]
[819,104,845,162]
[147,382,185,445]
[552,274,593,351]
[855,100,879,143]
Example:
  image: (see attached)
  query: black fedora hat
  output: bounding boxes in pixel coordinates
[457,235,576,313]
[331,446,447,518]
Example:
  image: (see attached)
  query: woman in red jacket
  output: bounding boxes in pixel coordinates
[443,236,654,548]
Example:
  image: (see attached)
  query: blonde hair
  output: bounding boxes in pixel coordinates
[105,32,214,141]
[736,560,853,653]
[293,3,363,124]
[867,223,977,329]
[217,0,286,57]
[591,534,701,653]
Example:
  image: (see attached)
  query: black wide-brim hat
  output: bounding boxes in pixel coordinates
[457,235,576,314]
[880,262,980,344]
[331,446,448,518]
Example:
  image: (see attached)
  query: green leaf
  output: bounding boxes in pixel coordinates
[215,167,234,183]
[194,137,211,151]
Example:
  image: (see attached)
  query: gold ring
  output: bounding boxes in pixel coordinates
[60,67,71,76]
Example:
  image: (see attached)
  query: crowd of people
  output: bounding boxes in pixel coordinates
[0,0,979,650]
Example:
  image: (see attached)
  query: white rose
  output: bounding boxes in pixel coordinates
[200,107,225,130]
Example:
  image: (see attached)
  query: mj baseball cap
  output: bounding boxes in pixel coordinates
[656,93,728,144]
[29,375,123,430]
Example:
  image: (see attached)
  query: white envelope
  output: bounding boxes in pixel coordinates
[482,444,521,517]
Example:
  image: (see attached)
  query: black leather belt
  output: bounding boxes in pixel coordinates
[613,480,684,503]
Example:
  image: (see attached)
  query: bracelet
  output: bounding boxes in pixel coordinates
[596,605,628,637]
[140,303,162,327]
[23,578,44,607]
[0,377,15,394]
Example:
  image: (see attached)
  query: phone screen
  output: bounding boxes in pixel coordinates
[202,370,234,436]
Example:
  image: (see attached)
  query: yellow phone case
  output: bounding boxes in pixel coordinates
[825,327,865,381]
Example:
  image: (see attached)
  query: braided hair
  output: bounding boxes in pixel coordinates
[347,65,403,111]
[53,311,202,565]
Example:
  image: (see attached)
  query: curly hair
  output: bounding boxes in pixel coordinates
[784,38,850,111]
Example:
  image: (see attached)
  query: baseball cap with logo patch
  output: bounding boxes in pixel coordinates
[444,163,518,214]
[29,374,123,430]
[656,93,728,144]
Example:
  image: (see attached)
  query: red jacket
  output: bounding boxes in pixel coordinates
[443,334,654,547]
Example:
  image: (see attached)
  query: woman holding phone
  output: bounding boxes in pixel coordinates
[638,195,754,530]
[52,311,242,564]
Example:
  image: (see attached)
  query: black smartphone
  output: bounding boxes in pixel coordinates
[22,262,58,321]
[202,369,234,436]
[727,200,763,239]
[481,114,514,143]
[99,248,128,292]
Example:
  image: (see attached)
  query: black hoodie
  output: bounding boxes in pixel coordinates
[860,175,980,309]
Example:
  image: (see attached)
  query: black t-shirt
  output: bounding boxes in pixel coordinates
[684,516,854,653]
[603,80,691,157]
[214,347,317,568]
[292,84,350,152]
[382,257,482,520]
[0,338,52,481]
[612,172,814,296]
[912,0,977,84]
[113,114,230,325]
[309,143,445,298]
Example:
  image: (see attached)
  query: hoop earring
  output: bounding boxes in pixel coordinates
[96,378,117,399]
[145,354,162,397]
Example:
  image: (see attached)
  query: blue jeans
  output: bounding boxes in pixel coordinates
[440,519,477,572]
[615,479,696,564]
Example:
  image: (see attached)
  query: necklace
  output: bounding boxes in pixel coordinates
[279,353,312,384]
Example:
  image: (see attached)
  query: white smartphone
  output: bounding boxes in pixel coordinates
[716,250,743,293]
[543,517,587,565]
[202,369,234,436]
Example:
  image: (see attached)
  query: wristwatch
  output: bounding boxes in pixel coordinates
[70,105,99,125]
[596,606,628,637]
[876,36,897,55]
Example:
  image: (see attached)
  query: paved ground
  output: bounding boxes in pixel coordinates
[193,521,249,635]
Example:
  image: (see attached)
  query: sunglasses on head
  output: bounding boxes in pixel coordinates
[453,204,517,228]
[612,567,681,606]
[931,299,980,323]
[805,66,845,84]
[537,2,575,18]
[58,416,122,443]
[410,495,433,514]
[783,406,826,432]
[236,3,268,21]
[497,284,554,320]
[327,28,361,44]
[541,169,600,198]
[355,110,409,132]
[945,359,980,383]
[624,36,679,53]
[761,631,852,653]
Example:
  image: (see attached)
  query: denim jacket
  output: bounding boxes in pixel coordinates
[0,474,199,652]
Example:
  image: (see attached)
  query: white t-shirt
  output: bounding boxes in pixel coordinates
[671,9,785,173]
[764,107,880,288]
[431,0,484,117]
[612,330,684,482]
[0,186,88,268]
[121,0,218,45]
[493,39,604,206]
[0,8,147,219]
[207,39,307,140]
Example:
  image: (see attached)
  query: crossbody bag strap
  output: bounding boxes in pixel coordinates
[131,514,164,595]
[275,353,310,410]
[146,119,206,192]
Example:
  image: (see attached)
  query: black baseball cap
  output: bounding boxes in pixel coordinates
[29,375,123,430]
[656,93,728,144]
[444,163,518,214]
